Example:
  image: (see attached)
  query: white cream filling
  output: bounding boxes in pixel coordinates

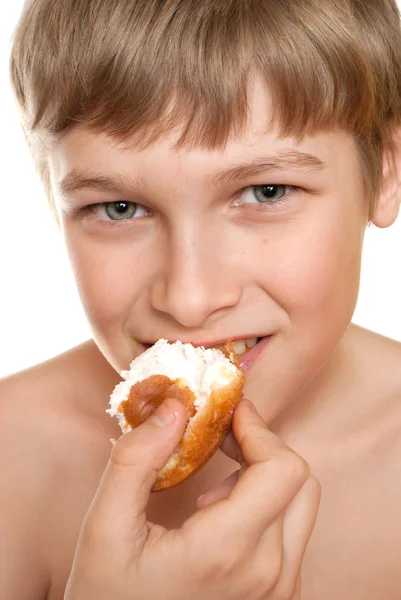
[107,339,240,431]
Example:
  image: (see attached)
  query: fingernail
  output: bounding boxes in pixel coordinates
[150,402,176,428]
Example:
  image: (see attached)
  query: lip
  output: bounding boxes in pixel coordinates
[187,336,263,349]
[142,335,264,349]
[239,336,271,374]
[139,335,272,374]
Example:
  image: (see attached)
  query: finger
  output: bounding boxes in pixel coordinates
[219,398,283,467]
[220,430,245,465]
[196,469,240,510]
[200,399,282,511]
[239,476,315,600]
[197,401,267,512]
[232,399,287,463]
[222,449,309,545]
[277,475,321,593]
[233,479,318,600]
[82,398,187,553]
[245,517,284,595]
[187,403,310,548]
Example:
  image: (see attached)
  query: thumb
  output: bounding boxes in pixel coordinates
[227,399,287,464]
[83,398,187,550]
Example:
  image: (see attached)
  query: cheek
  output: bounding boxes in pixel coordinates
[244,198,366,408]
[63,233,151,330]
[257,199,365,329]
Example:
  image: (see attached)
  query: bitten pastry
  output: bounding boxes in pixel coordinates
[107,339,244,491]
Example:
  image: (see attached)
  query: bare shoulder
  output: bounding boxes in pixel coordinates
[347,325,401,475]
[349,324,401,396]
[303,326,401,599]
[0,341,120,600]
[0,339,121,435]
[1,339,120,409]
[0,340,120,465]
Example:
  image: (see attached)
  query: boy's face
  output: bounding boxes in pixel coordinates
[50,77,372,416]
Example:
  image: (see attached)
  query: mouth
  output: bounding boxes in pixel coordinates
[237,336,271,374]
[213,337,262,358]
[141,335,270,372]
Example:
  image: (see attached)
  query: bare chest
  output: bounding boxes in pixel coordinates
[301,462,401,599]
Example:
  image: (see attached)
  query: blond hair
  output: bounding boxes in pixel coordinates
[10,0,401,220]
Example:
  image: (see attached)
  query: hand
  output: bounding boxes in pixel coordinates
[197,401,321,598]
[65,399,320,600]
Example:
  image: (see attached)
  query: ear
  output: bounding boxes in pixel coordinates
[372,129,401,228]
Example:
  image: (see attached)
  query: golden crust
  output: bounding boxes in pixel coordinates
[116,349,244,491]
[153,371,244,491]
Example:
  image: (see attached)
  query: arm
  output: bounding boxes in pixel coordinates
[0,382,50,600]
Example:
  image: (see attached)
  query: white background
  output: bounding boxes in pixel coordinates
[1,2,400,378]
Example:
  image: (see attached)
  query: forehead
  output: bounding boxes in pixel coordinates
[50,75,358,187]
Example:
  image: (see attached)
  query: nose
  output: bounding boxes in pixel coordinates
[150,227,241,328]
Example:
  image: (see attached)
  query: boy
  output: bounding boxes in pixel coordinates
[2,0,401,597]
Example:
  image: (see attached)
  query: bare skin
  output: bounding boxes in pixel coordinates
[2,70,401,598]
[1,323,401,599]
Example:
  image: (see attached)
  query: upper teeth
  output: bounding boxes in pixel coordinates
[213,338,259,355]
[232,338,258,355]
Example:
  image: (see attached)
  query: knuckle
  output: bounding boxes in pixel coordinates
[83,506,115,540]
[79,513,110,553]
[240,426,266,456]
[110,433,139,467]
[216,547,243,578]
[277,448,310,486]
[203,542,247,580]
[182,522,244,580]
[237,426,253,453]
[109,439,151,490]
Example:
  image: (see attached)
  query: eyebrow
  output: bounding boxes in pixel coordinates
[59,170,146,197]
[58,150,324,198]
[207,151,325,187]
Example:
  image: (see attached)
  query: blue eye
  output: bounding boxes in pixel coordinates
[104,201,138,220]
[252,185,287,203]
[234,184,290,208]
[83,200,150,222]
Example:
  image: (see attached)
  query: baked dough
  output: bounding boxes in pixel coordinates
[108,339,244,491]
